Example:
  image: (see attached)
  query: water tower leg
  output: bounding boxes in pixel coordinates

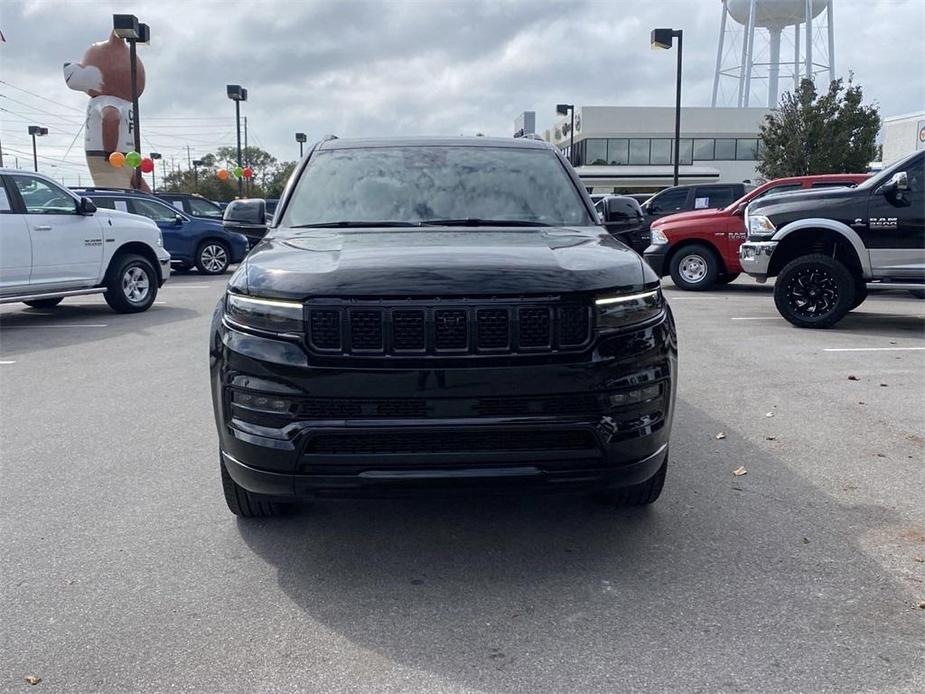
[743,0,757,106]
[827,0,835,84]
[768,26,782,108]
[805,0,813,80]
[736,0,753,107]
[711,0,729,107]
[793,22,800,91]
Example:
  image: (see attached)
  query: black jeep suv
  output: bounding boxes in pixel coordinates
[740,150,925,327]
[210,137,677,517]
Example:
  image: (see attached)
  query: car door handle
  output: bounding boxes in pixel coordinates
[34,225,52,231]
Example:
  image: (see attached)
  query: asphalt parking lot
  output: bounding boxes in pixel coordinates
[1,273,923,693]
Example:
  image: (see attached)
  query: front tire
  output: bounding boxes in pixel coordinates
[196,241,230,275]
[774,254,856,328]
[669,244,721,291]
[220,456,286,518]
[24,298,63,309]
[104,253,158,314]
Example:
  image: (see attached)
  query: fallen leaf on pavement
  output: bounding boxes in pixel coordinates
[802,537,810,544]
[918,601,925,610]
[765,412,774,418]
[25,675,41,685]
[913,556,924,563]
[766,436,776,441]
[847,375,859,381]
[880,383,889,387]
[715,432,726,439]
[733,466,747,476]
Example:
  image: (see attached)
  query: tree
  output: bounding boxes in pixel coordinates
[264,161,297,199]
[757,77,880,179]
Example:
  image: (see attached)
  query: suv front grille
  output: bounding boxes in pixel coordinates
[306,429,596,454]
[305,300,591,357]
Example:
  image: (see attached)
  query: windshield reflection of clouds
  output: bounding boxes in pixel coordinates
[283,146,591,227]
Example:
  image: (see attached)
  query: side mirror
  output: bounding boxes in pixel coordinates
[78,197,96,215]
[879,171,908,196]
[602,195,645,233]
[733,203,746,216]
[223,198,267,228]
[174,214,185,225]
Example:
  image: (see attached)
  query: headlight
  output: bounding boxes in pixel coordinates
[748,215,776,236]
[156,231,163,247]
[224,293,304,336]
[594,288,664,331]
[651,228,669,244]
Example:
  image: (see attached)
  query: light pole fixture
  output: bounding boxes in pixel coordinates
[651,27,683,186]
[192,158,205,191]
[556,104,575,166]
[226,84,248,196]
[113,14,149,189]
[296,132,307,158]
[28,125,48,172]
[150,152,162,192]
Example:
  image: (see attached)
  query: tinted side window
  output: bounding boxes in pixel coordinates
[649,188,689,213]
[12,175,77,214]
[903,156,924,193]
[131,198,181,223]
[91,197,116,210]
[811,181,851,189]
[752,183,803,202]
[694,186,738,209]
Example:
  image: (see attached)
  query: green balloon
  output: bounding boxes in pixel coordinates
[233,166,244,178]
[125,151,142,168]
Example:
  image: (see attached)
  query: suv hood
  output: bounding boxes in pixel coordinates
[239,227,651,299]
[748,185,857,215]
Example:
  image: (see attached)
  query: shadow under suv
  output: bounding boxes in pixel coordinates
[210,137,677,517]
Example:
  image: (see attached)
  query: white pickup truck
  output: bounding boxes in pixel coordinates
[0,169,170,312]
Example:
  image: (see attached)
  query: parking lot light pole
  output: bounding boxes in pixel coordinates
[150,152,161,192]
[113,15,149,189]
[651,27,683,186]
[226,85,248,197]
[192,159,205,192]
[27,125,48,172]
[555,104,575,165]
[296,132,307,158]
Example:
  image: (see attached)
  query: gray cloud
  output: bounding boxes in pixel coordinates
[1,0,922,184]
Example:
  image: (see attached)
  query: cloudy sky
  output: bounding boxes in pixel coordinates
[1,0,922,184]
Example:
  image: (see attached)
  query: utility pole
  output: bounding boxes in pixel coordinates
[244,116,248,196]
[186,144,192,171]
[0,136,4,167]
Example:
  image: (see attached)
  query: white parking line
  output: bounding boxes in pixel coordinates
[7,323,108,329]
[163,285,213,289]
[824,347,925,352]
[731,317,780,321]
[0,360,15,365]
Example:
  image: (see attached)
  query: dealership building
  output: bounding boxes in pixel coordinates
[518,106,772,193]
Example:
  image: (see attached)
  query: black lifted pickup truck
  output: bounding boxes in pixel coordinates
[210,136,677,517]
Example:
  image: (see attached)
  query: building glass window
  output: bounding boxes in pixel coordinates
[693,139,715,161]
[650,139,672,165]
[674,139,693,166]
[736,139,759,160]
[628,138,650,165]
[607,139,628,165]
[714,138,737,160]
[585,139,608,165]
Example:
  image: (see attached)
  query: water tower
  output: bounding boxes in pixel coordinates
[711,0,835,108]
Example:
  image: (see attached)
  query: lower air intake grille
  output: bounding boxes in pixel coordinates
[307,429,596,454]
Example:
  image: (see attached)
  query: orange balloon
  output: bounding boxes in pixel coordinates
[217,169,229,180]
[109,152,126,168]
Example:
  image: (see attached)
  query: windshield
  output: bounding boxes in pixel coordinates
[281,145,593,227]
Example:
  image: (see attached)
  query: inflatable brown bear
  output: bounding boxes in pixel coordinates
[64,32,149,190]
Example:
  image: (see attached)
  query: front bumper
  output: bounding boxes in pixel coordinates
[156,249,171,286]
[209,308,678,498]
[643,244,669,277]
[739,240,777,281]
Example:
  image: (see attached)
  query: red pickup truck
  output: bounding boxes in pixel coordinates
[643,173,869,290]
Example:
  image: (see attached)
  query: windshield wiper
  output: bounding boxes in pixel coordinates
[290,221,419,228]
[419,218,551,227]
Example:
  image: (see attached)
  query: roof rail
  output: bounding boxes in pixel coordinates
[70,186,152,195]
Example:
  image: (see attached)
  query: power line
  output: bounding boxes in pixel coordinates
[0,79,85,113]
